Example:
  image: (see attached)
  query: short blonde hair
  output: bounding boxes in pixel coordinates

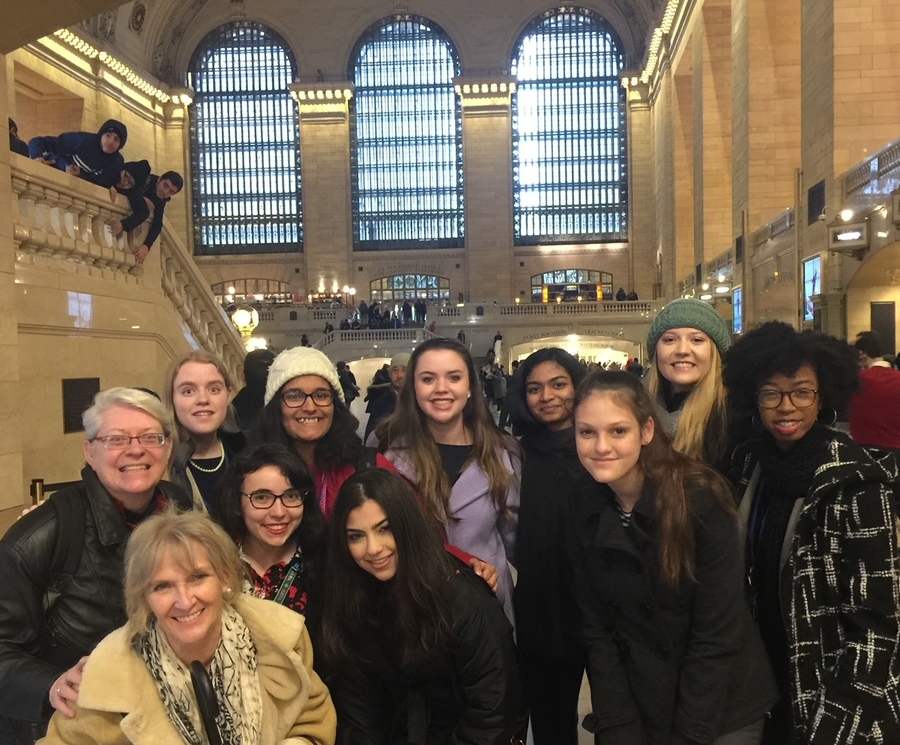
[83,387,173,440]
[124,509,242,640]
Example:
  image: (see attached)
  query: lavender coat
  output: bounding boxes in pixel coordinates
[385,445,520,623]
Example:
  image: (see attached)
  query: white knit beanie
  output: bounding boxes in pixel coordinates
[264,346,344,405]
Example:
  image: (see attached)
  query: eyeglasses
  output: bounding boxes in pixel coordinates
[281,389,333,408]
[757,388,818,409]
[91,433,168,450]
[242,489,309,509]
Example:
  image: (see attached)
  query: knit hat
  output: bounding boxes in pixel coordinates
[390,352,411,370]
[264,346,343,405]
[97,119,127,149]
[647,298,732,358]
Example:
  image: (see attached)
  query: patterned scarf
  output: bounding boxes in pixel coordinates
[134,604,263,745]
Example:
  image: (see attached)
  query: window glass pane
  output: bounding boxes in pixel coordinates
[511,9,627,245]
[189,22,301,255]
[350,16,463,250]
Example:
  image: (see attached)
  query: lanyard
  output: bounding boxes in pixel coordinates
[273,550,304,605]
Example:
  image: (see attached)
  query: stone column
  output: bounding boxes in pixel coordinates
[455,77,515,302]
[625,79,655,299]
[290,82,355,299]
[0,53,26,524]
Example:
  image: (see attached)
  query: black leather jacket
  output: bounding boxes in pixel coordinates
[0,466,190,733]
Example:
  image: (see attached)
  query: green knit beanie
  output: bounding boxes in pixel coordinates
[647,298,732,359]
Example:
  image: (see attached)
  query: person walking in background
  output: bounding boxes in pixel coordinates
[363,353,409,443]
[336,361,359,405]
[232,348,275,433]
[849,330,900,454]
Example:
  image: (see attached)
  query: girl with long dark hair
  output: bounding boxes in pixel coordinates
[506,348,587,745]
[320,468,525,744]
[571,370,776,745]
[377,338,520,620]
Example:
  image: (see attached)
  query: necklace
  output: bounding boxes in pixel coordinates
[189,441,225,473]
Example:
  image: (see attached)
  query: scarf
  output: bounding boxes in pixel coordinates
[749,423,831,498]
[135,604,262,745]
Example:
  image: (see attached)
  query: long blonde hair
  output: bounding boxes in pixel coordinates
[647,344,727,464]
[377,338,518,528]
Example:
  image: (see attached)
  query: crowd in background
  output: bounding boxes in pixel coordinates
[0,294,898,745]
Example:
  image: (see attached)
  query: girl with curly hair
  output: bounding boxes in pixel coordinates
[724,322,900,745]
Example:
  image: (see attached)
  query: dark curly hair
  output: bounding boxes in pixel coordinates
[723,322,859,438]
[251,381,363,471]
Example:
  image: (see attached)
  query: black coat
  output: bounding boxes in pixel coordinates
[570,479,777,745]
[0,466,190,737]
[513,427,585,664]
[330,570,525,745]
[27,132,124,187]
[120,174,170,250]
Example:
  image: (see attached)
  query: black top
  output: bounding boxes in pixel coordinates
[187,456,229,511]
[437,443,473,486]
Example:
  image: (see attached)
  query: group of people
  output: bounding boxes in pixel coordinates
[354,299,428,330]
[9,116,183,265]
[0,296,897,745]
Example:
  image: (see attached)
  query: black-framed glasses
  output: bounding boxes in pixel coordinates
[91,433,168,450]
[757,388,818,410]
[281,389,333,408]
[242,489,309,509]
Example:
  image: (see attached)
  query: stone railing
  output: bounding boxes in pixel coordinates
[842,137,900,196]
[436,300,662,320]
[315,327,429,350]
[10,155,244,381]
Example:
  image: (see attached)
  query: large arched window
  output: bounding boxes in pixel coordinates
[189,22,301,255]
[349,16,464,250]
[511,9,627,245]
[370,273,451,302]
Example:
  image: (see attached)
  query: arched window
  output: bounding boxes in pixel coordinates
[511,9,627,245]
[530,269,613,302]
[189,22,301,255]
[370,274,451,302]
[212,278,293,304]
[349,16,463,250]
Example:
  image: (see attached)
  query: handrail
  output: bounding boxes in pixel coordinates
[841,135,900,196]
[10,155,245,383]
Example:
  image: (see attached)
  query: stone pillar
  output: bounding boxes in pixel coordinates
[672,70,694,283]
[290,82,354,298]
[625,80,655,299]
[161,89,194,245]
[0,53,26,522]
[455,77,515,302]
[652,67,677,298]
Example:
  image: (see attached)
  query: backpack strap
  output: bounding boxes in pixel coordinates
[355,446,378,474]
[49,490,86,577]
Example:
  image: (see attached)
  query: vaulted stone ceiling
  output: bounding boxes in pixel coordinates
[12,0,664,84]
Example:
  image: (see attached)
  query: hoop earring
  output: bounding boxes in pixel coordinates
[819,407,837,426]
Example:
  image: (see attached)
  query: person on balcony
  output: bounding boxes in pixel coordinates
[8,118,28,156]
[27,118,127,188]
[645,298,732,468]
[107,159,150,205]
[110,170,183,265]
[165,350,245,513]
[0,388,191,744]
[615,286,627,301]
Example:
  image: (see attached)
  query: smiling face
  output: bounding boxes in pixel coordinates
[280,375,335,445]
[172,361,230,438]
[156,178,180,200]
[146,544,224,665]
[575,391,654,497]
[757,363,821,451]
[345,499,398,581]
[413,349,470,428]
[525,360,576,430]
[240,465,304,556]
[100,132,121,154]
[654,327,714,393]
[83,405,170,509]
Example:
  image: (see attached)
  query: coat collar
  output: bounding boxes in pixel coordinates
[576,481,655,562]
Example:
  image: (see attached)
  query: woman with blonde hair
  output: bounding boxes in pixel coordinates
[41,509,336,744]
[165,349,245,512]
[645,298,731,466]
[377,337,519,621]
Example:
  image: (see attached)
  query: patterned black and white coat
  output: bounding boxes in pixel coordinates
[731,430,900,745]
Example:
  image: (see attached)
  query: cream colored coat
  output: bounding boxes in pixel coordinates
[39,595,336,745]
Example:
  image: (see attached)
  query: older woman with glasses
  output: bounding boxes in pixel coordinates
[40,509,336,745]
[216,443,326,626]
[724,322,900,745]
[0,388,192,744]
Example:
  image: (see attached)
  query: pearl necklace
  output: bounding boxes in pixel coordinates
[189,442,225,473]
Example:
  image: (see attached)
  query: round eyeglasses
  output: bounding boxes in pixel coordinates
[757,388,818,410]
[242,489,309,509]
[281,389,333,408]
[91,433,168,450]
